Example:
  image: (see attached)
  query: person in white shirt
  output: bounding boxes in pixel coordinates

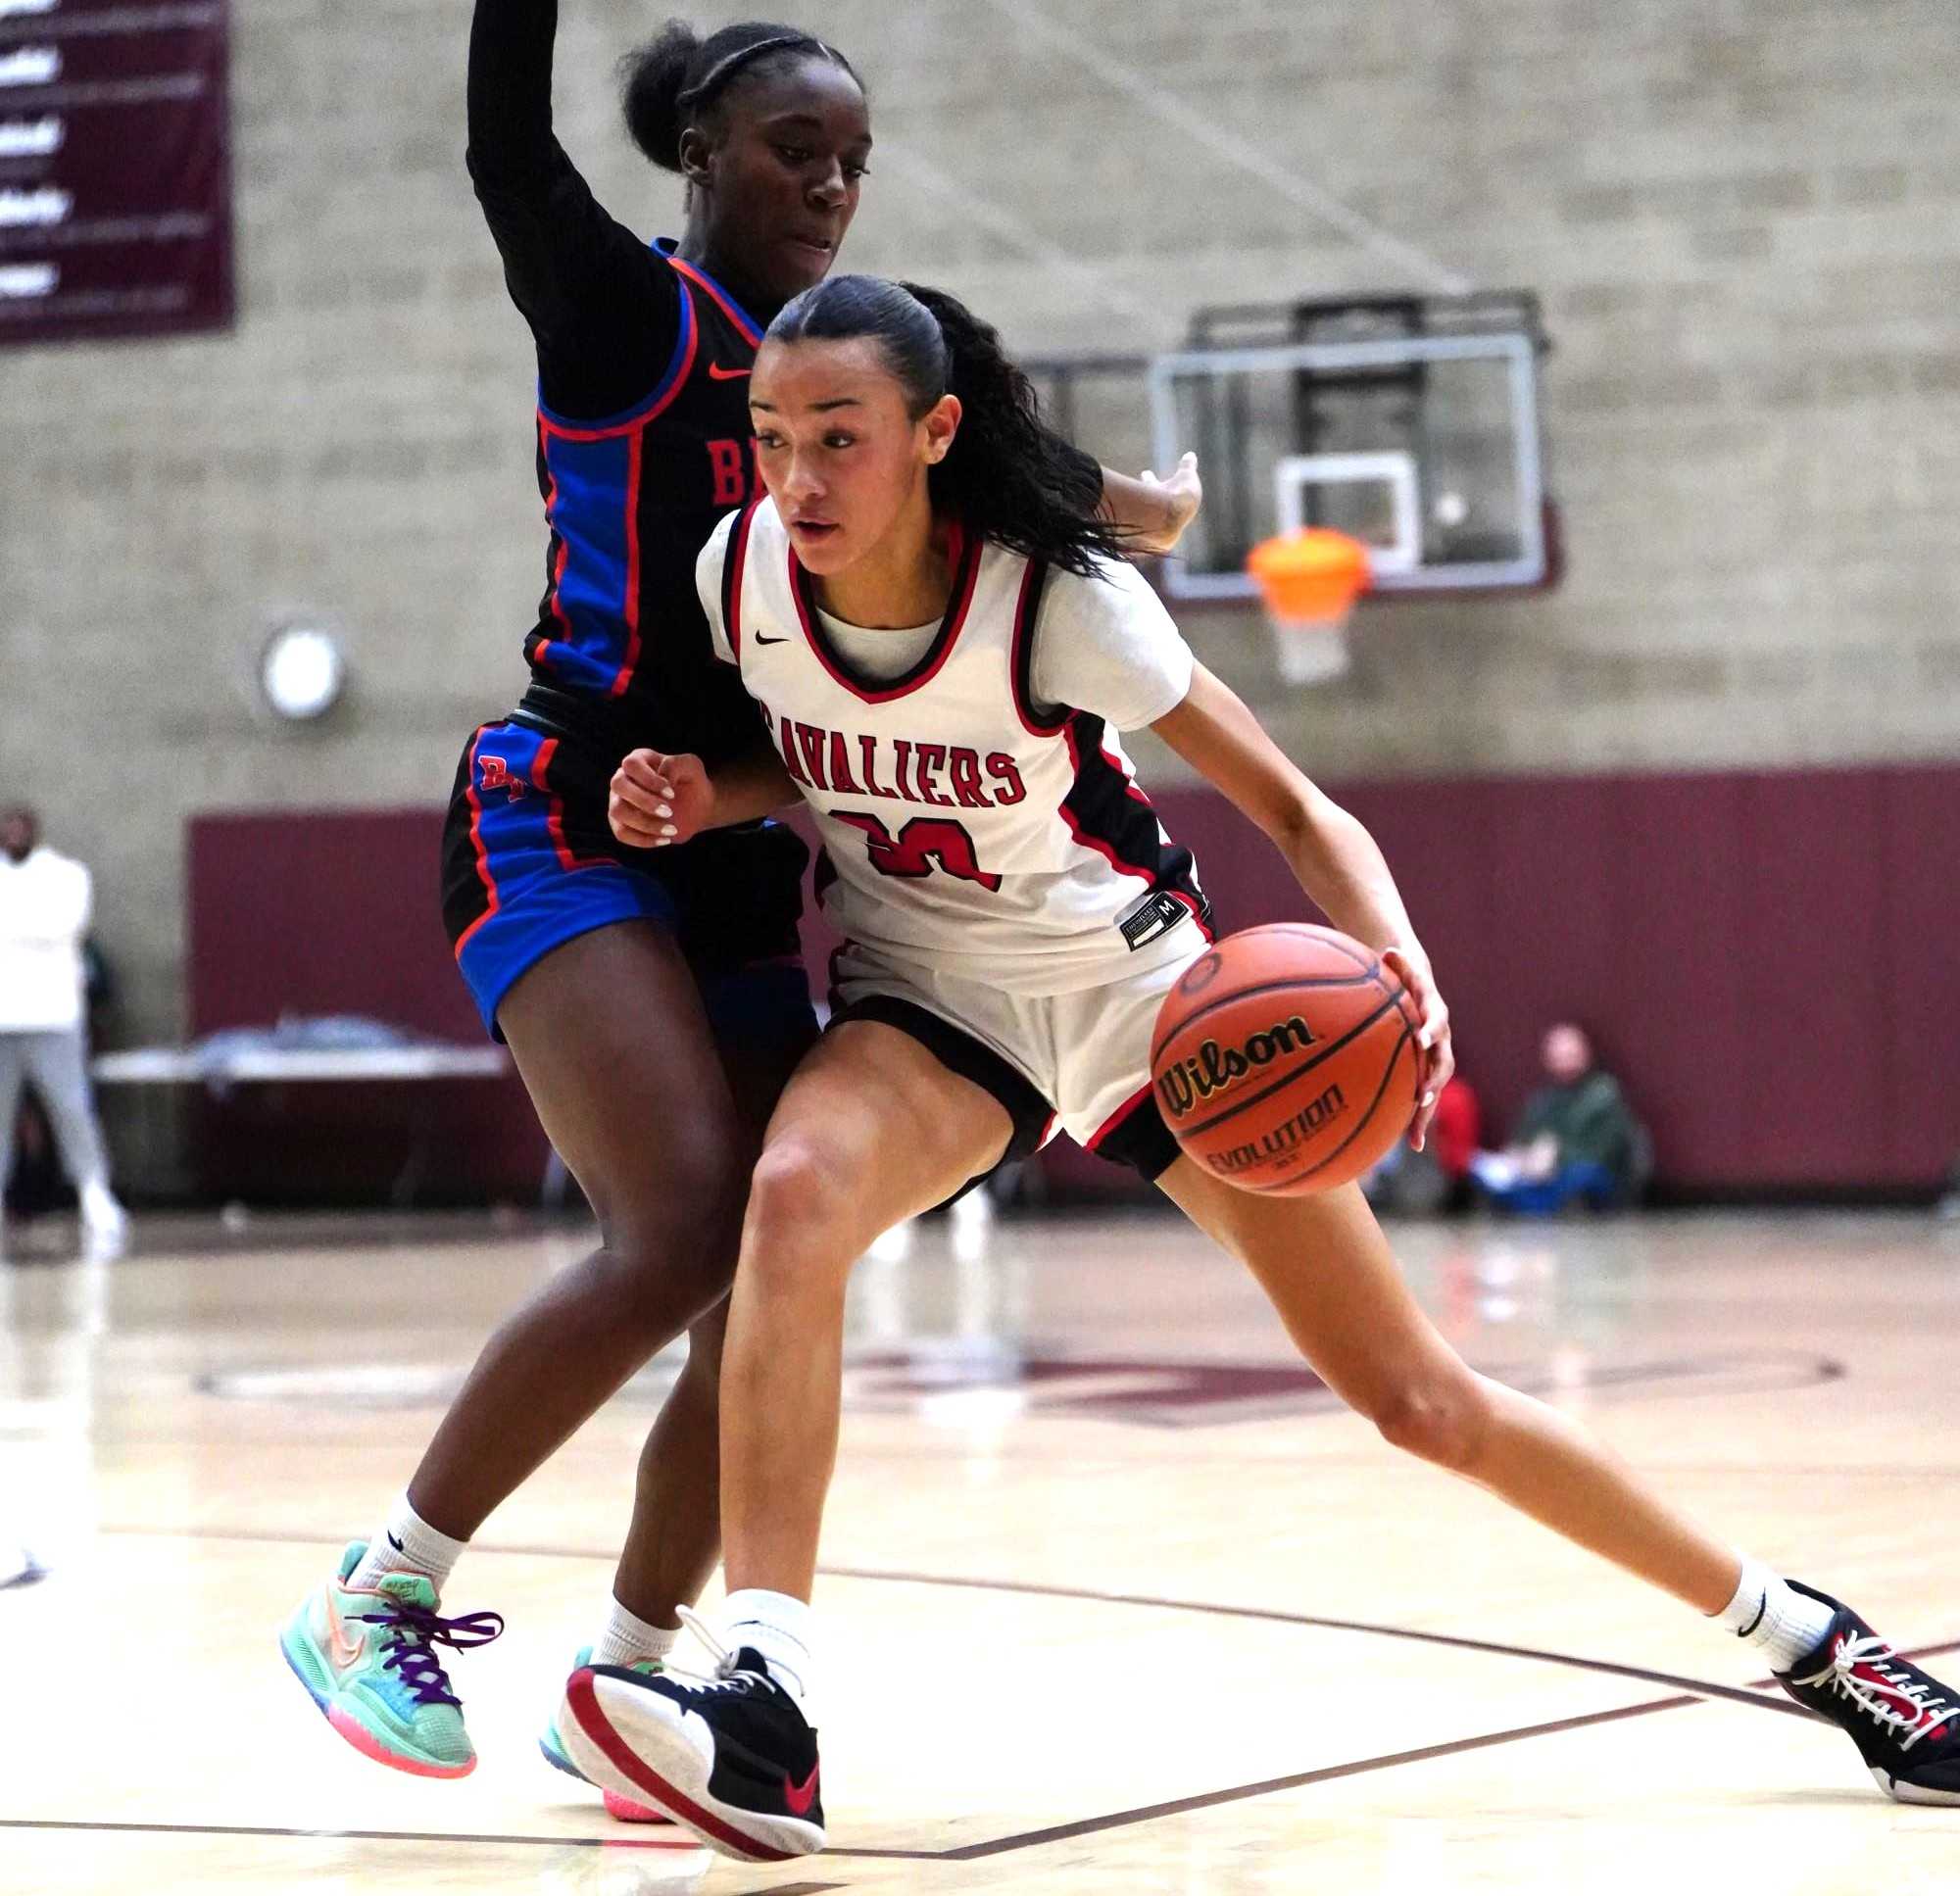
[0,806,127,1259]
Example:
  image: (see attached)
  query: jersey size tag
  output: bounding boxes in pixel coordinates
[1117,889,1191,951]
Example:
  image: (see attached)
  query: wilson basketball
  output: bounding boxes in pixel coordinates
[1151,924,1422,1195]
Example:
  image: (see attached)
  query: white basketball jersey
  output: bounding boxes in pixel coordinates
[701,499,1209,995]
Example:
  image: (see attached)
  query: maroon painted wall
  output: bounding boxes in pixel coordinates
[1144,763,1959,1192]
[187,809,546,1201]
[186,760,1959,1200]
[190,810,476,1040]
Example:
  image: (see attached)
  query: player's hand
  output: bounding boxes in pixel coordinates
[1381,944,1453,1151]
[1126,451,1202,555]
[610,749,711,850]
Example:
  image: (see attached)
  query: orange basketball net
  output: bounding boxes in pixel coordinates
[1247,529,1371,685]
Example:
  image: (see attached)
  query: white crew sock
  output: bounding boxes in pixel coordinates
[721,1587,815,1711]
[347,1492,466,1594]
[1712,1556,1838,1672]
[594,1598,680,1669]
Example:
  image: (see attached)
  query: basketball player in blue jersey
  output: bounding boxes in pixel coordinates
[279,7,1200,1804]
[571,277,1960,1859]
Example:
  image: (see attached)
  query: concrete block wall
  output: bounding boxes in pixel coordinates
[3,0,1956,1051]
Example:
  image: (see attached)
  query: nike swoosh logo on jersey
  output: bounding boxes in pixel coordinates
[783,1761,820,1816]
[323,1590,366,1669]
[754,632,788,646]
[707,363,751,380]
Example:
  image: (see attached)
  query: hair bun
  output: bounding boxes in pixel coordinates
[619,19,701,173]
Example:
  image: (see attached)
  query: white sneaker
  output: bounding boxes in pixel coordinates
[80,1183,128,1261]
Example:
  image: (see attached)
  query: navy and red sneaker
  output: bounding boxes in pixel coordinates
[556,1612,823,1862]
[1777,1580,1960,1805]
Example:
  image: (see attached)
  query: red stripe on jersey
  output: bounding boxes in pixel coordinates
[1058,716,1154,886]
[668,257,764,347]
[788,521,980,705]
[453,727,502,958]
[642,283,702,425]
[536,287,703,442]
[1099,722,1154,807]
[534,452,572,672]
[1165,887,1217,942]
[608,430,647,699]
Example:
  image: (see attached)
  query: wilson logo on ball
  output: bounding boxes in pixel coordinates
[1155,1016,1319,1120]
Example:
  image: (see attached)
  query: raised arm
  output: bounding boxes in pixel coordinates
[466,0,681,405]
[466,0,563,192]
[1152,662,1454,1144]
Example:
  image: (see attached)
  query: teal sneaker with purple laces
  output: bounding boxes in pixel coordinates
[281,1541,503,1777]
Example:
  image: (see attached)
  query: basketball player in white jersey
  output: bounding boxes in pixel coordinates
[557,276,1960,1859]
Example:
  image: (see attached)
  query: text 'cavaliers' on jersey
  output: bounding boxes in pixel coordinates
[526,247,773,763]
[698,498,1212,994]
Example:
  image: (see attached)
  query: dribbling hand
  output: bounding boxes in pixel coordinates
[610,748,712,850]
[1381,944,1454,1152]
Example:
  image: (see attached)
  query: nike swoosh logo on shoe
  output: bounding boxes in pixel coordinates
[708,364,751,381]
[783,1761,820,1817]
[323,1592,366,1669]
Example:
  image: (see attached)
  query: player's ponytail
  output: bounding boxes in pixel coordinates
[620,19,861,174]
[908,284,1123,578]
[767,275,1122,578]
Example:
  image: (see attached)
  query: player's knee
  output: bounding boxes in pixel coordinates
[596,1134,748,1316]
[1371,1371,1490,1473]
[672,1118,755,1231]
[743,1137,856,1280]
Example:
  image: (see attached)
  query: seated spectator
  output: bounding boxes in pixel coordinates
[1363,1072,1482,1215]
[1469,1022,1645,1214]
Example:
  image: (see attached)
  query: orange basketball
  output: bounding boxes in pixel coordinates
[1151,924,1422,1195]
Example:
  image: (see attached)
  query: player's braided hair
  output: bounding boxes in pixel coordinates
[767,275,1123,578]
[620,19,861,173]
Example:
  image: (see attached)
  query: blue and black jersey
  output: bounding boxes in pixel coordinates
[467,0,773,766]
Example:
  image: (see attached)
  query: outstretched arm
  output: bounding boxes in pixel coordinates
[1152,662,1454,1144]
[610,743,800,850]
[1099,452,1201,556]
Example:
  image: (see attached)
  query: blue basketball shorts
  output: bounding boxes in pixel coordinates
[440,712,812,1044]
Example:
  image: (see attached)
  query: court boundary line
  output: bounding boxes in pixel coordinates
[9,1646,1954,1863]
[816,1563,1819,1718]
[37,1528,1953,1862]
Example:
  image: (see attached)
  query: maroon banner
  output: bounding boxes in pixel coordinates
[0,0,232,347]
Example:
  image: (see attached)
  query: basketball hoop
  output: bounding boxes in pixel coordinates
[1246,529,1370,686]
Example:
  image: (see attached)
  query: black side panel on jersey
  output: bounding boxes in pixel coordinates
[1059,713,1210,927]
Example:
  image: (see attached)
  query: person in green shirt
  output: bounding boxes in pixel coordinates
[1471,1022,1646,1211]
